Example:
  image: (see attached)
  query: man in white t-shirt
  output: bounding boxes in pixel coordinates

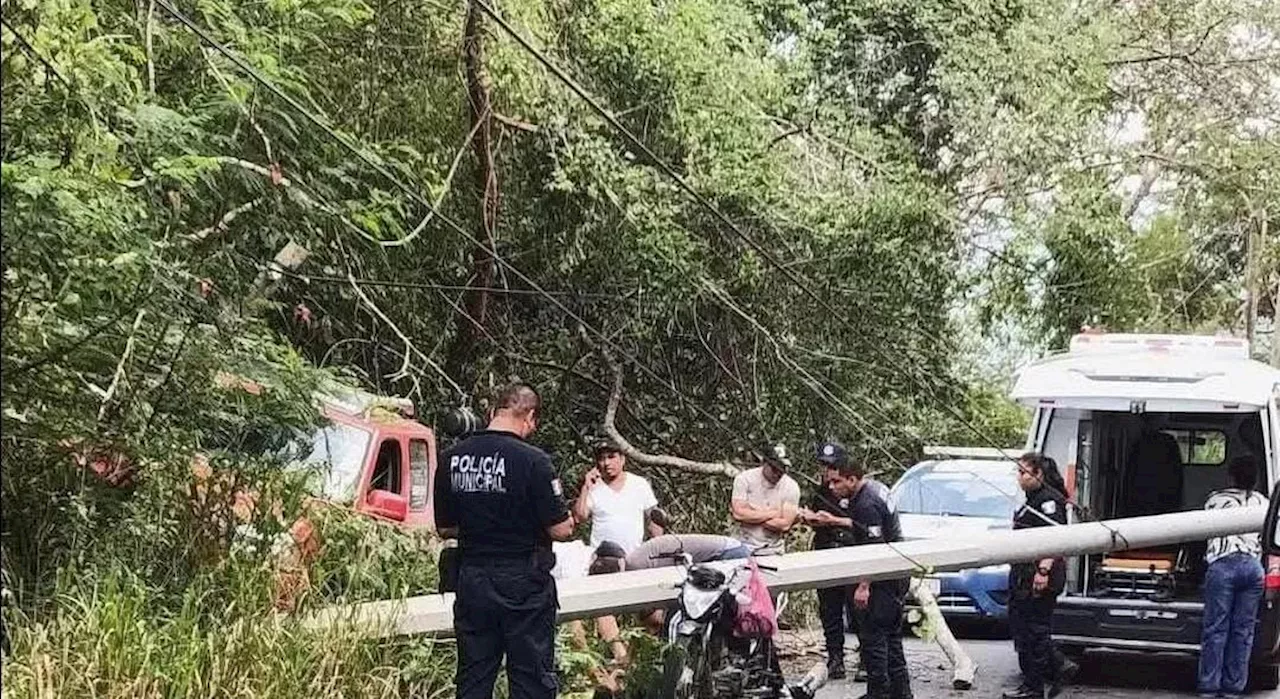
[573,441,664,553]
[731,443,801,555]
[571,441,664,667]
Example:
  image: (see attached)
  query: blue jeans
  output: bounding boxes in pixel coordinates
[709,543,752,561]
[1199,552,1265,695]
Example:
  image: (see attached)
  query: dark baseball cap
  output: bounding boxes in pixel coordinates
[592,439,622,457]
[755,442,793,471]
[816,441,850,467]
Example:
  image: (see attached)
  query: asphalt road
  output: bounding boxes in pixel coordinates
[790,633,1280,699]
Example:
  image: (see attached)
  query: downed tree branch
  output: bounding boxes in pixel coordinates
[98,309,147,422]
[597,339,739,479]
[383,115,485,248]
[189,197,264,242]
[347,273,465,398]
[494,112,538,133]
[214,157,383,245]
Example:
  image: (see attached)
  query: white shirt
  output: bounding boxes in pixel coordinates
[551,540,591,580]
[731,466,801,555]
[1205,488,1269,564]
[585,473,659,554]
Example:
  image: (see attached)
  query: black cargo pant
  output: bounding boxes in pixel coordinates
[454,557,558,699]
[818,585,853,664]
[1008,594,1058,691]
[854,579,912,699]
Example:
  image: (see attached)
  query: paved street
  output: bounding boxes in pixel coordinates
[783,632,1280,699]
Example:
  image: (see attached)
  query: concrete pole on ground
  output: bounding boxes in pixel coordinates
[908,578,977,690]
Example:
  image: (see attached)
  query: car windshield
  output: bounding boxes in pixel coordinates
[892,462,1023,520]
[300,422,372,501]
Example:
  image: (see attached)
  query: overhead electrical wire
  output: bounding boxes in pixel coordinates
[156,0,1097,541]
[149,0,764,447]
[470,1,1119,535]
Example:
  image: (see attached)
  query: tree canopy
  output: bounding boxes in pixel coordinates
[2,0,1277,694]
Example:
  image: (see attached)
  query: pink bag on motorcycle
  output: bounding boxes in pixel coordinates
[732,559,777,638]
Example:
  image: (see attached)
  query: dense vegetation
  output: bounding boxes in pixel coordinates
[2,0,1277,695]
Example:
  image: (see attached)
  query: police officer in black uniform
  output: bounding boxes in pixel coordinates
[433,383,577,699]
[1003,452,1068,699]
[810,458,912,699]
[804,441,859,679]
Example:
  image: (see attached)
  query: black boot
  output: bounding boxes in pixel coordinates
[1002,686,1041,699]
[827,655,847,680]
[1058,655,1080,685]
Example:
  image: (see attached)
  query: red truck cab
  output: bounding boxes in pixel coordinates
[303,389,438,530]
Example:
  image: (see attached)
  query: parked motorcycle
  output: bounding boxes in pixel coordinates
[656,551,792,699]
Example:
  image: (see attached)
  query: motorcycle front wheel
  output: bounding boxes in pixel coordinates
[659,634,709,699]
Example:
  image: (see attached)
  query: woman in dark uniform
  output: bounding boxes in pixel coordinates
[1004,452,1069,699]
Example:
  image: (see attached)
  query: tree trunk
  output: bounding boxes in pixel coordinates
[444,0,499,387]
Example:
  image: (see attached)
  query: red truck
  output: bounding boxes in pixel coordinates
[300,386,439,529]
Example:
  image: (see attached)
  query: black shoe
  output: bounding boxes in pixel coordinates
[1043,684,1062,699]
[853,668,868,683]
[1058,657,1080,684]
[1002,687,1041,699]
[827,658,846,680]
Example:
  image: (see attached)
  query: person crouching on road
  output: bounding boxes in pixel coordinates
[820,459,912,699]
[1004,452,1068,699]
[432,383,578,699]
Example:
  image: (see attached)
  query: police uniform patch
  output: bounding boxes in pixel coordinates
[868,525,882,539]
[1040,500,1057,515]
[552,479,563,497]
[823,444,835,456]
[839,498,850,509]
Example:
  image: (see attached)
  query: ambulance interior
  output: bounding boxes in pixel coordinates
[1045,409,1269,602]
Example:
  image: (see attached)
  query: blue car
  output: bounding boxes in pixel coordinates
[890,458,1024,621]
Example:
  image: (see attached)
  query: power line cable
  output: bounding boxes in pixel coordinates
[149,0,756,447]
[473,3,1123,538]
[161,0,1103,542]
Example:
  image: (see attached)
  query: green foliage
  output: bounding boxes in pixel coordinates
[1,565,455,699]
[5,0,1274,693]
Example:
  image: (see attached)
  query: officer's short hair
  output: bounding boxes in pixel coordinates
[826,460,865,479]
[494,382,541,420]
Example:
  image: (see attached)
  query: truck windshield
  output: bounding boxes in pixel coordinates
[893,468,1022,520]
[302,423,373,501]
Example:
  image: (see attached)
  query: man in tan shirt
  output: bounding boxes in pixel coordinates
[731,443,801,555]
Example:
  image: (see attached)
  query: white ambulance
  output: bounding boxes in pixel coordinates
[1011,333,1280,689]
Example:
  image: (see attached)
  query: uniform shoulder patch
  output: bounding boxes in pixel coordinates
[1040,500,1057,515]
[552,479,563,497]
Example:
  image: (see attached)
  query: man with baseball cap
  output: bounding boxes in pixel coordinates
[731,442,801,556]
[571,439,665,667]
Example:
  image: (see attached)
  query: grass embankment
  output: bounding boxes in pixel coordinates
[1,504,666,699]
[2,507,457,698]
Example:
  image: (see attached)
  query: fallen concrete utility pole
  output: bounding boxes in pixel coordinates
[305,506,1266,638]
[909,577,976,690]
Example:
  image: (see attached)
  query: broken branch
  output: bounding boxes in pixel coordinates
[597,339,739,479]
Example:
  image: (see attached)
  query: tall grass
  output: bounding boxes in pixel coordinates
[1,504,458,699]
